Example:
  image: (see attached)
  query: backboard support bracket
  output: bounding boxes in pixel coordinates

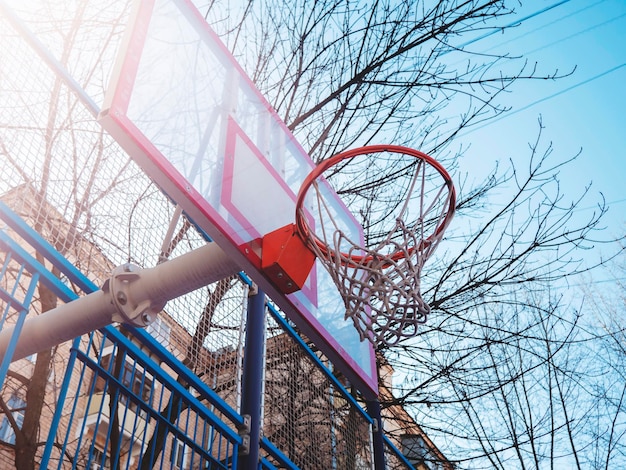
[261,224,315,294]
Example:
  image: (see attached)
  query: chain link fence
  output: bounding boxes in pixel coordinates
[0,1,421,468]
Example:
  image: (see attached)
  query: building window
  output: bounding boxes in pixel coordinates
[92,351,153,418]
[147,316,171,348]
[171,437,188,470]
[91,446,111,470]
[402,434,440,470]
[0,395,26,444]
[170,437,213,470]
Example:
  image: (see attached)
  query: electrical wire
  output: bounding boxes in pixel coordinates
[522,11,626,57]
[450,0,573,53]
[479,0,608,55]
[459,62,626,137]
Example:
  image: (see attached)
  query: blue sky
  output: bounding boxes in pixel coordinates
[456,0,626,241]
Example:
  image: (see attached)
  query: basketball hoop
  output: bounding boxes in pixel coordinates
[295,145,456,348]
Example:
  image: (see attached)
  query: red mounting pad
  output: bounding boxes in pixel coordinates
[261,224,316,294]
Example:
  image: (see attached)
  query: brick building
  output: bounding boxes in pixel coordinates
[0,185,452,469]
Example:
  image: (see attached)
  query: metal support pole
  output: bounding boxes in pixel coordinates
[238,286,266,470]
[0,242,239,363]
[366,399,387,470]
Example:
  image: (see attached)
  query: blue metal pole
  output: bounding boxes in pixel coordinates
[238,286,265,470]
[0,272,38,385]
[39,337,81,467]
[366,399,387,470]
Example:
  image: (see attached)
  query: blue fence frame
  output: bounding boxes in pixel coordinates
[0,202,413,469]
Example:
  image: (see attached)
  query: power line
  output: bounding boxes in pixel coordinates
[446,0,626,138]
[459,62,626,137]
[522,11,626,57]
[481,196,626,215]
[450,0,573,52]
[445,0,626,136]
[545,276,626,290]
[479,0,608,55]
[575,197,626,212]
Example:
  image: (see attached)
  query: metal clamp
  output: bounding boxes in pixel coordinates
[372,417,380,433]
[237,414,252,456]
[106,263,162,327]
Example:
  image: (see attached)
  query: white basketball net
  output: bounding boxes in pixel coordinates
[296,146,455,348]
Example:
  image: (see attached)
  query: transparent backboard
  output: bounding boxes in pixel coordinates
[99,0,378,396]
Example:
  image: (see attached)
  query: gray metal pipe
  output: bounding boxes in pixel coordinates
[0,242,239,363]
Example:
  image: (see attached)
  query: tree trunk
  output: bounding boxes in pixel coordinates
[14,281,57,470]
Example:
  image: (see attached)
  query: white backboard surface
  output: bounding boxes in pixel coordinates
[99,0,378,396]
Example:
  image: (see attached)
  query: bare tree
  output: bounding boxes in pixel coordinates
[201,1,624,467]
[1,0,623,468]
[0,3,134,469]
[576,246,626,469]
[206,0,567,161]
[377,126,623,467]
